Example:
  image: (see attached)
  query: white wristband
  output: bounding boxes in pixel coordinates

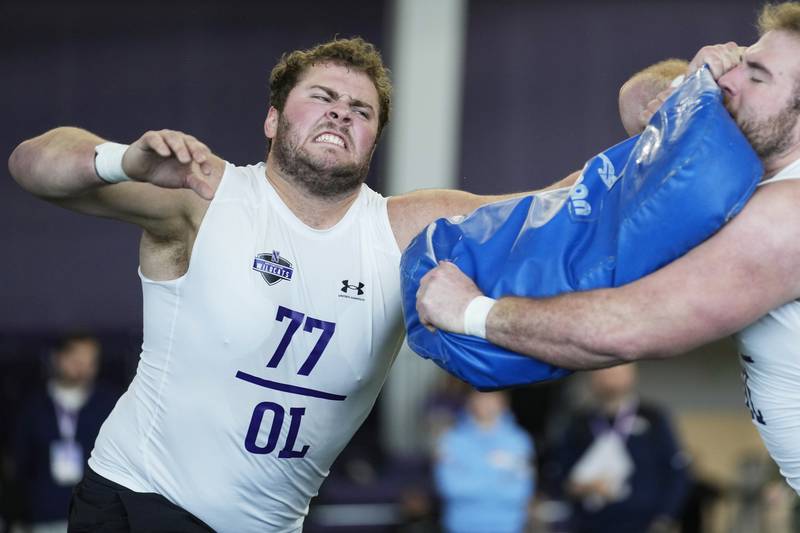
[94,142,132,184]
[463,295,496,339]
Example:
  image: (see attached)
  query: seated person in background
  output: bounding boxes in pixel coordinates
[543,364,689,533]
[434,389,534,533]
[11,334,119,533]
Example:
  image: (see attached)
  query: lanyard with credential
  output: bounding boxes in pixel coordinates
[53,401,79,442]
[589,399,638,441]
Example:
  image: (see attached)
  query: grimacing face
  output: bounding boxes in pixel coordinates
[265,62,381,198]
[718,30,800,163]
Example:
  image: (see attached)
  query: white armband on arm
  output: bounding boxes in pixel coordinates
[94,142,132,184]
[463,296,497,339]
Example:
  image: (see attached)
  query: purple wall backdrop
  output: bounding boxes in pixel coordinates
[1,1,388,332]
[459,0,765,192]
[2,0,766,332]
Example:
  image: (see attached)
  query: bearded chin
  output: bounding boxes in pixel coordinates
[271,117,372,199]
[738,106,799,161]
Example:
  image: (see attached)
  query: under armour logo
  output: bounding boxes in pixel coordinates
[341,280,365,296]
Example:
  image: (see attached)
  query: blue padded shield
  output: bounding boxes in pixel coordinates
[400,68,763,390]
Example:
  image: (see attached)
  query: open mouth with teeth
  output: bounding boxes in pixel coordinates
[314,133,347,149]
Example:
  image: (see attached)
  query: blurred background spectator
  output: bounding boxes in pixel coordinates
[541,364,689,533]
[434,389,534,533]
[8,334,119,533]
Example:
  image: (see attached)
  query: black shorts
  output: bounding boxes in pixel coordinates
[68,467,215,532]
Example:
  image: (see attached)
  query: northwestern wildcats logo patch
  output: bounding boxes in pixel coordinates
[253,251,294,285]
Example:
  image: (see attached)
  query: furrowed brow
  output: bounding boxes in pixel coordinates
[310,85,339,99]
[349,99,375,114]
[309,85,375,113]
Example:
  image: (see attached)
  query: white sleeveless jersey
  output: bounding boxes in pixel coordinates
[89,162,405,531]
[736,156,800,494]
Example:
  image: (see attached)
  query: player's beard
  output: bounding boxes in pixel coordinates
[732,95,800,162]
[271,114,373,198]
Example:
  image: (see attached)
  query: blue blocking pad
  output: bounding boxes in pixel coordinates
[400,68,763,391]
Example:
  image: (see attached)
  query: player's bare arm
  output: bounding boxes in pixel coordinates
[387,169,581,251]
[9,127,226,278]
[417,181,800,369]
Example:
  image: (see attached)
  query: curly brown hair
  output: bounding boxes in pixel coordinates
[758,1,800,35]
[757,2,800,109]
[268,37,392,137]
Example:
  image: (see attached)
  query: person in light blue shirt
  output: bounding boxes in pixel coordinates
[434,389,534,533]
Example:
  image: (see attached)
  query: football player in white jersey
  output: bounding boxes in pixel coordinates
[9,38,576,531]
[417,1,800,495]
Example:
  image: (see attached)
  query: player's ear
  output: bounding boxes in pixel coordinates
[265,107,279,140]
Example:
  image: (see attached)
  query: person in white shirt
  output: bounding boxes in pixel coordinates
[9,37,575,532]
[416,1,800,496]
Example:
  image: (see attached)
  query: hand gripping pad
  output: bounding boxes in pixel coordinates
[400,68,763,390]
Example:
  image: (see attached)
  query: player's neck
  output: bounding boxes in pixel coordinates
[763,139,800,179]
[265,161,360,230]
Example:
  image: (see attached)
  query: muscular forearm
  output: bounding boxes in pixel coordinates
[391,170,580,251]
[485,288,683,370]
[9,127,107,199]
[416,261,650,368]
